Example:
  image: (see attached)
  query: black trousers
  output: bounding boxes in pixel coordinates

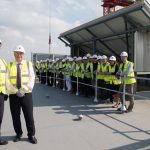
[83,77,92,97]
[71,76,77,93]
[9,93,35,137]
[0,94,4,131]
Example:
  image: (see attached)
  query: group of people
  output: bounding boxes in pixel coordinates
[0,40,37,145]
[35,51,136,113]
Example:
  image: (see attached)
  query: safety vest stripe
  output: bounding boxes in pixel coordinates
[12,82,28,86]
[10,74,29,79]
[0,70,6,73]
[9,76,16,79]
[0,84,5,87]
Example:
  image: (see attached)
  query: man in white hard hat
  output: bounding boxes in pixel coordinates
[0,40,8,145]
[116,51,136,112]
[6,45,37,144]
[100,55,110,102]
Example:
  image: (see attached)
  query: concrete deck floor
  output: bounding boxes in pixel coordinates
[1,83,150,150]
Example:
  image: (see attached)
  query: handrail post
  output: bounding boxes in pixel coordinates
[53,70,55,88]
[45,69,48,85]
[76,72,79,96]
[94,71,98,103]
[63,74,66,91]
[121,75,127,112]
[40,70,42,83]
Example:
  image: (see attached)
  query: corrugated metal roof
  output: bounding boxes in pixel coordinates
[59,1,150,58]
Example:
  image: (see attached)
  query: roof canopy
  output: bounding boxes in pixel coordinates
[59,1,150,59]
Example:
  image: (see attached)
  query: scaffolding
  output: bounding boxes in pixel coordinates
[102,0,135,15]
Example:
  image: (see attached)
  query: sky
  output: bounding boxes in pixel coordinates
[0,0,101,62]
[0,0,150,62]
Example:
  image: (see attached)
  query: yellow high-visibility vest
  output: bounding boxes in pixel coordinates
[61,63,66,75]
[79,63,84,79]
[101,62,110,82]
[63,63,70,75]
[108,64,121,85]
[43,63,47,72]
[119,61,136,84]
[69,62,75,76]
[7,60,32,94]
[85,62,93,79]
[73,63,84,78]
[74,64,81,78]
[35,63,40,72]
[97,62,103,79]
[0,59,7,94]
[55,62,60,74]
[47,63,52,73]
[58,62,63,74]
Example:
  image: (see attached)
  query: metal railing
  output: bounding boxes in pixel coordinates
[36,69,150,113]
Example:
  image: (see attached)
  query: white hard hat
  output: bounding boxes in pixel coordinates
[97,55,102,60]
[73,56,77,59]
[14,45,25,53]
[109,56,116,61]
[120,51,128,57]
[83,56,87,60]
[86,53,91,58]
[69,58,73,61]
[75,58,78,61]
[102,55,107,59]
[92,54,97,59]
[66,56,70,60]
[56,58,59,61]
[78,57,82,61]
[62,59,65,62]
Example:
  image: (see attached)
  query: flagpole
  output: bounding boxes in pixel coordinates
[48,0,51,54]
[49,35,51,54]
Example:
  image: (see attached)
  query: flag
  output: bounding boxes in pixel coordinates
[48,35,51,45]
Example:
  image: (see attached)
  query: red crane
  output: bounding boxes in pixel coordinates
[102,0,135,16]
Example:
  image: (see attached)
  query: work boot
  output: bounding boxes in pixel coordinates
[0,138,8,145]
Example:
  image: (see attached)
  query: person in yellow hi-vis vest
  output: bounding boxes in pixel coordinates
[74,57,84,95]
[84,56,93,97]
[34,61,40,81]
[116,51,136,113]
[64,57,72,92]
[71,57,77,94]
[57,58,63,89]
[108,56,121,108]
[97,55,103,100]
[99,55,110,102]
[0,40,8,145]
[82,56,88,97]
[6,45,37,144]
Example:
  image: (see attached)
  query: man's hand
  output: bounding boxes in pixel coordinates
[16,89,26,97]
[17,91,25,97]
[115,73,120,79]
